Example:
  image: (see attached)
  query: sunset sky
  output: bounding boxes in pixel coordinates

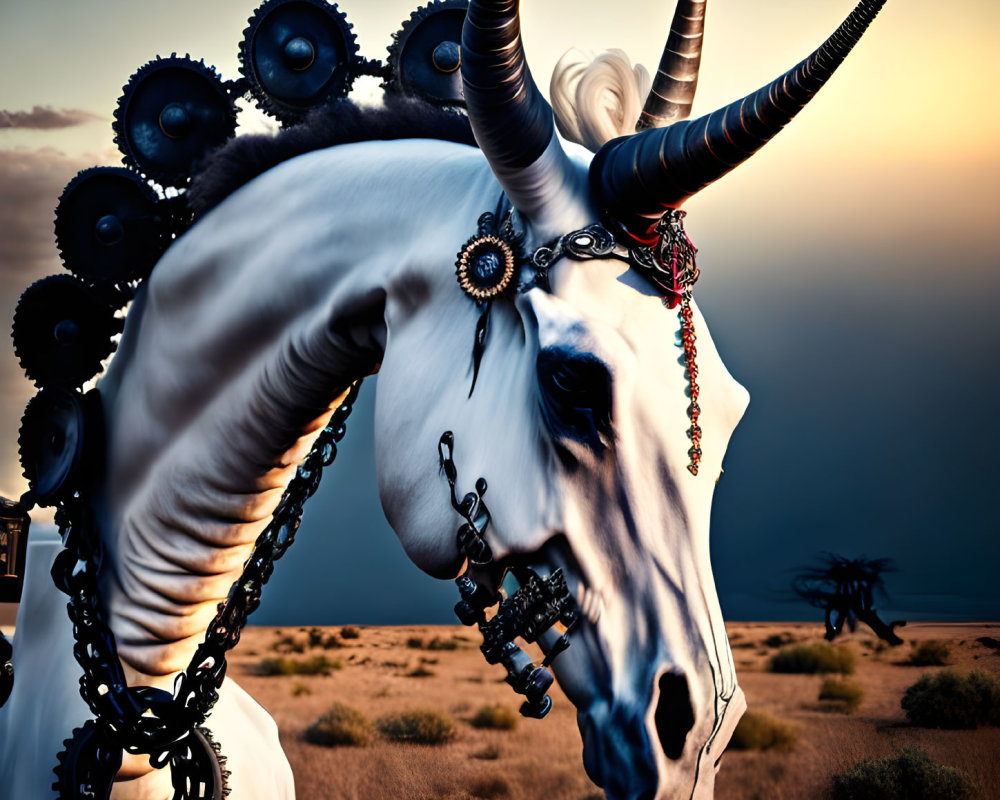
[1,0,997,624]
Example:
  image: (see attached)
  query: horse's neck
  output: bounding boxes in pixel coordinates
[97,140,495,675]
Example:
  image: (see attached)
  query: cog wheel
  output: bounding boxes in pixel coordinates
[239,0,360,125]
[52,720,122,800]
[167,727,230,800]
[385,0,468,106]
[18,388,98,506]
[114,55,238,188]
[0,631,12,708]
[12,274,121,389]
[55,166,167,286]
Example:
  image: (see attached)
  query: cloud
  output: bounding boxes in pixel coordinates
[0,106,102,130]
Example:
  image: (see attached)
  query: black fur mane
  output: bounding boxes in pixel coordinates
[187,96,477,217]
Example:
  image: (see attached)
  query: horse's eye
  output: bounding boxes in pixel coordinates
[537,346,613,455]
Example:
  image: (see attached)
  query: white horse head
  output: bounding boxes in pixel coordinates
[0,1,889,799]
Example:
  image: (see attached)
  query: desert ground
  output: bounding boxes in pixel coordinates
[220,621,1000,800]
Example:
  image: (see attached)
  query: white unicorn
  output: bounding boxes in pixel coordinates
[0,0,889,798]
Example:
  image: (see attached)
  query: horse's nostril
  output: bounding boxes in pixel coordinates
[655,672,695,760]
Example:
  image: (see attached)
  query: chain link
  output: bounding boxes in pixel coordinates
[51,380,361,759]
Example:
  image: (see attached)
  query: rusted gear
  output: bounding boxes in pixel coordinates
[55,166,167,286]
[11,275,121,389]
[240,0,359,125]
[113,55,238,188]
[385,0,468,106]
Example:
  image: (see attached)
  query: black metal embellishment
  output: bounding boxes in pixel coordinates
[438,431,579,719]
[43,382,361,799]
[0,631,13,708]
[528,209,698,307]
[384,0,468,107]
[455,209,525,396]
[527,209,704,474]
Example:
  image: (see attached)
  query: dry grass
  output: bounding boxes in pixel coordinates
[769,643,856,675]
[470,705,519,731]
[819,678,865,714]
[901,670,1000,729]
[904,640,951,666]
[225,622,1000,800]
[304,702,374,747]
[377,709,456,744]
[729,710,797,752]
[257,654,342,676]
[832,748,973,800]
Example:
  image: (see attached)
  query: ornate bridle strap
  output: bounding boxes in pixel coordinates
[529,209,699,309]
[529,210,705,475]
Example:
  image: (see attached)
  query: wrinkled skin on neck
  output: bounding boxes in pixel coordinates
[84,138,746,799]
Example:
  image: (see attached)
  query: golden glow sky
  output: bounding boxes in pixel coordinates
[0,0,997,621]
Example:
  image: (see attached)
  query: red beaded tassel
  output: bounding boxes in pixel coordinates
[679,295,701,475]
[654,209,702,476]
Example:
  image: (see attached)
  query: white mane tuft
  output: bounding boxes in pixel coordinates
[550,48,651,153]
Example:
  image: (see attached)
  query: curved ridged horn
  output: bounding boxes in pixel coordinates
[594,0,887,244]
[461,0,583,232]
[636,0,707,131]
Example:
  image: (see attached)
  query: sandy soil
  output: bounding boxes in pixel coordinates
[224,621,1000,800]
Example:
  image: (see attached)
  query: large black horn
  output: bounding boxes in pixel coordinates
[636,0,707,131]
[462,0,581,231]
[594,0,887,244]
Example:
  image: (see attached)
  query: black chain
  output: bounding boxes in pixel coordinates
[50,380,361,783]
[438,431,578,719]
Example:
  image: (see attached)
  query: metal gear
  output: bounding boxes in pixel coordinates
[51,721,228,800]
[113,55,237,188]
[0,631,13,708]
[167,727,230,800]
[55,166,167,286]
[18,388,98,507]
[239,0,359,125]
[385,0,468,106]
[12,274,121,389]
[52,720,122,800]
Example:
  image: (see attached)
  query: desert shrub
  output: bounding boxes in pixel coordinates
[291,681,311,697]
[901,670,1000,729]
[769,643,855,674]
[905,640,950,666]
[470,704,518,730]
[728,711,796,752]
[306,627,324,648]
[426,636,459,651]
[406,637,425,649]
[819,678,864,713]
[377,709,456,744]
[470,744,501,760]
[406,665,436,678]
[339,625,361,639]
[271,634,304,654]
[469,774,510,799]
[764,634,793,648]
[304,702,373,747]
[257,654,341,676]
[832,748,972,800]
[322,634,344,649]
